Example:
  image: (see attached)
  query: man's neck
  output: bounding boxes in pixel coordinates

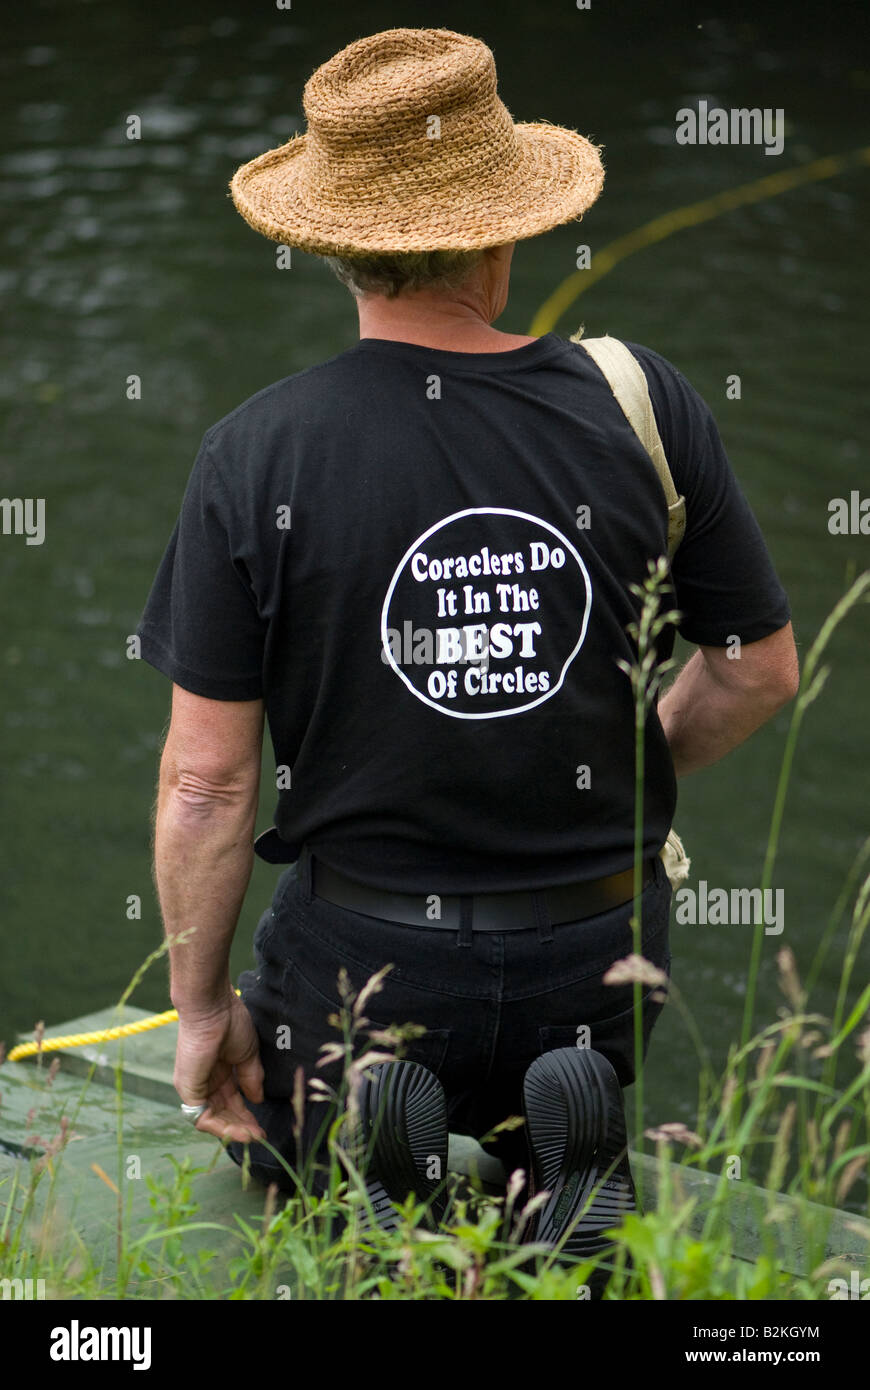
[356,293,538,353]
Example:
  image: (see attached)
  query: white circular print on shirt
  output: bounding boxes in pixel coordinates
[380,507,593,720]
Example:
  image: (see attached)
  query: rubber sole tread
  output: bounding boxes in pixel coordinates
[356,1060,449,1233]
[523,1047,637,1265]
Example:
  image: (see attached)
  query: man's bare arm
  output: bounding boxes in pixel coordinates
[658,621,800,778]
[154,685,267,1142]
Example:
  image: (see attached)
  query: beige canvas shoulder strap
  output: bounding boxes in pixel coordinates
[574,332,686,559]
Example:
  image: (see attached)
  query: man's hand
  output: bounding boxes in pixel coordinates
[174,994,267,1143]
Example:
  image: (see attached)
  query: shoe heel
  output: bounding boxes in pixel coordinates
[523,1048,636,1261]
[357,1060,449,1230]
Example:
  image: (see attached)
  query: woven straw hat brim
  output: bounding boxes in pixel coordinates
[230,121,604,255]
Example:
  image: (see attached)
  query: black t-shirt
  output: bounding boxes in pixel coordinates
[137,332,790,892]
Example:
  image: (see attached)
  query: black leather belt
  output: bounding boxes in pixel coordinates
[310,856,655,932]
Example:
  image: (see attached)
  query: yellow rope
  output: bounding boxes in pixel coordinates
[9,145,867,1070]
[7,992,242,1062]
[7,1011,181,1061]
[529,144,870,336]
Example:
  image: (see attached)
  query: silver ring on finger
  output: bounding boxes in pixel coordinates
[180,1102,209,1124]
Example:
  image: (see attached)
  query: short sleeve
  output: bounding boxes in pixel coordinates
[626,343,791,647]
[137,435,266,699]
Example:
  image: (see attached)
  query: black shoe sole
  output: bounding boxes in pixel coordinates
[356,1059,449,1233]
[523,1047,636,1265]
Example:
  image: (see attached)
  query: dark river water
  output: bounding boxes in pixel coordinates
[1,0,867,1140]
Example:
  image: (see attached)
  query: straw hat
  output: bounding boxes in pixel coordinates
[229,27,604,254]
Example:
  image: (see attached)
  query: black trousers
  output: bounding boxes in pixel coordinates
[228,850,673,1193]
